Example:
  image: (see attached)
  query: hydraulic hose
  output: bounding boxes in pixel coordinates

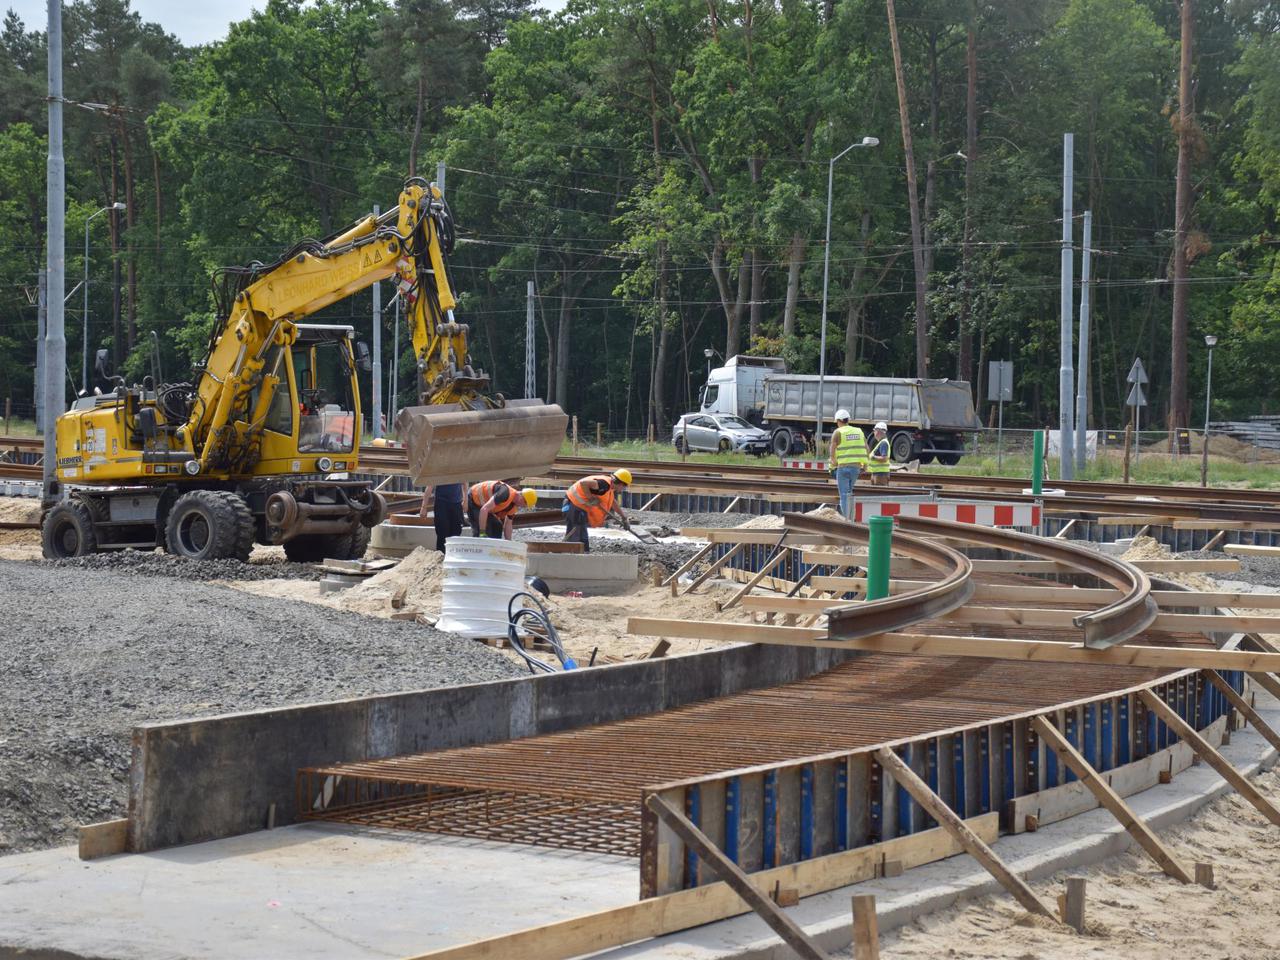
[506,591,576,673]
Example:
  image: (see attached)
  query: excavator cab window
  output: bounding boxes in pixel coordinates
[293,339,356,453]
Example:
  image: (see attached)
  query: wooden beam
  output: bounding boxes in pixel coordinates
[1225,543,1280,558]
[682,528,828,544]
[873,747,1058,920]
[78,818,129,861]
[851,895,880,960]
[1054,519,1078,539]
[660,541,715,587]
[1203,530,1228,551]
[1061,877,1086,934]
[1240,634,1280,701]
[683,542,747,595]
[1208,672,1280,753]
[718,535,793,611]
[801,553,1240,574]
[625,621,1280,672]
[403,815,998,960]
[1138,690,1280,827]
[723,567,800,593]
[1031,716,1194,883]
[645,794,831,960]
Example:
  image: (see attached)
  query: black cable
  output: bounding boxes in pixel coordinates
[506,591,577,672]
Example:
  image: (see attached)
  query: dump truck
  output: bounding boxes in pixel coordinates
[696,355,979,463]
[42,177,565,561]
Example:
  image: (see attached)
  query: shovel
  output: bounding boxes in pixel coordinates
[619,518,660,545]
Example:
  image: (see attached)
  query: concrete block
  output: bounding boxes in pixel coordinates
[370,522,435,557]
[527,552,637,594]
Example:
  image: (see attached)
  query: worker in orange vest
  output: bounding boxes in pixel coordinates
[563,469,632,552]
[468,480,538,540]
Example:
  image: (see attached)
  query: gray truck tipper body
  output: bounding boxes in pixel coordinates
[697,355,979,462]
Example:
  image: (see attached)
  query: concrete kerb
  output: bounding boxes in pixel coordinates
[126,642,854,853]
[605,694,1280,960]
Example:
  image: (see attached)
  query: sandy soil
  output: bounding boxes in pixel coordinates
[878,768,1280,959]
[0,496,41,558]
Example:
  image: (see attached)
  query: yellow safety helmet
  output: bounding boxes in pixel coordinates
[612,468,633,486]
[520,487,538,508]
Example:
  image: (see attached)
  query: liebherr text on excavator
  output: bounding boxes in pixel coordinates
[42,177,567,561]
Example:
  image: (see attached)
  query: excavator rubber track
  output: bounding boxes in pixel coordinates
[396,400,569,486]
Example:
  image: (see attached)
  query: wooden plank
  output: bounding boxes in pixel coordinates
[660,541,715,587]
[873,747,1057,920]
[645,795,831,960]
[629,618,825,644]
[1054,519,1078,539]
[723,567,799,594]
[682,528,828,544]
[78,818,129,860]
[718,535,793,611]
[1138,689,1280,827]
[1008,716,1226,834]
[1032,715,1194,883]
[1207,673,1280,753]
[683,542,747,595]
[802,553,1239,574]
[1061,877,1086,934]
[1092,516,1180,526]
[404,814,998,960]
[1225,543,1280,557]
[851,895,880,960]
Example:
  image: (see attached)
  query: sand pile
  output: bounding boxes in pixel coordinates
[332,547,444,616]
[1122,535,1219,592]
[0,496,41,551]
[736,513,784,529]
[0,497,39,524]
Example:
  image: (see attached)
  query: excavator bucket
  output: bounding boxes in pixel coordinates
[396,400,569,486]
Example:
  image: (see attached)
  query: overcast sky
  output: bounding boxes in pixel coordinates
[6,0,564,47]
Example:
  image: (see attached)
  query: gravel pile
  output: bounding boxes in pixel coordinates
[40,549,322,582]
[515,528,707,574]
[1180,549,1280,589]
[0,560,524,854]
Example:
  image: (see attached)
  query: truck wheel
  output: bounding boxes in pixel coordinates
[283,526,369,563]
[165,490,253,561]
[771,428,793,457]
[936,440,963,466]
[42,499,99,558]
[889,431,914,463]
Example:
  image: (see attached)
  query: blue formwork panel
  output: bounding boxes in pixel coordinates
[1100,701,1113,772]
[835,763,849,851]
[762,771,778,870]
[897,747,913,837]
[685,786,701,887]
[800,766,815,861]
[1084,704,1097,770]
[953,736,967,818]
[1045,725,1060,787]
[1064,711,1078,783]
[1002,723,1016,807]
[979,729,991,813]
[724,778,740,864]
[1117,697,1131,766]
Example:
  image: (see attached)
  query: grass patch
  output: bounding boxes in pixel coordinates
[1,418,38,439]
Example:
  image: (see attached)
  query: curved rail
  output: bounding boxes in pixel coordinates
[782,512,974,640]
[888,513,1157,649]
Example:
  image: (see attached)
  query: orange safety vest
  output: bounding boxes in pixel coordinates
[469,480,520,519]
[566,474,616,528]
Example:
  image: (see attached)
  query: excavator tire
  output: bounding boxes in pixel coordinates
[165,490,254,561]
[282,525,370,563]
[42,499,99,559]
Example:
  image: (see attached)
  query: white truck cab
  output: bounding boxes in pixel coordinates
[698,355,786,424]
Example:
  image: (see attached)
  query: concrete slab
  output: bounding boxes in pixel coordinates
[603,694,1280,959]
[0,823,635,960]
[527,552,638,594]
[370,522,435,558]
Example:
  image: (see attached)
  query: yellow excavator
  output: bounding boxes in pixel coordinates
[42,177,567,561]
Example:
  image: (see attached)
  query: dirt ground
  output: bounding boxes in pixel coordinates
[878,768,1280,959]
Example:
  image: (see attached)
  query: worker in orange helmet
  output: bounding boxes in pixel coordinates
[467,480,538,540]
[563,469,632,552]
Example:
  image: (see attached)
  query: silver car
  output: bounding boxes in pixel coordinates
[672,413,771,454]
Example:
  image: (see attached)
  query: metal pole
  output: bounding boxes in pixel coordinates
[816,156,835,457]
[391,293,400,430]
[997,397,1004,470]
[436,160,446,197]
[1074,209,1092,475]
[35,272,46,431]
[525,280,536,399]
[370,204,383,438]
[1200,345,1214,487]
[83,213,91,393]
[44,0,66,499]
[1059,133,1075,481]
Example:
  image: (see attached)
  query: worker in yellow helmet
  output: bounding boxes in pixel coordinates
[828,409,868,519]
[564,468,632,552]
[468,480,538,540]
[867,421,892,486]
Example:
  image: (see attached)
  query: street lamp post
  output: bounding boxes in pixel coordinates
[816,136,879,455]
[83,201,126,393]
[1201,334,1217,487]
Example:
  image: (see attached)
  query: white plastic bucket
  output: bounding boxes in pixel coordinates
[435,536,529,638]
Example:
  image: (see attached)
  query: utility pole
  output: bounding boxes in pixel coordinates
[436,160,446,196]
[525,280,536,399]
[1059,133,1075,481]
[1075,210,1092,475]
[371,204,383,439]
[35,272,46,432]
[390,294,400,430]
[1170,0,1195,439]
[44,0,66,499]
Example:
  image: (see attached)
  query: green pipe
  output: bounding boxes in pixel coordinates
[866,515,894,601]
[1032,429,1045,496]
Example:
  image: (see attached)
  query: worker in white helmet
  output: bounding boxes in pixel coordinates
[827,409,867,519]
[868,422,891,486]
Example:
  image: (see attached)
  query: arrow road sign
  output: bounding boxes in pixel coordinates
[1126,382,1147,407]
[1126,357,1148,385]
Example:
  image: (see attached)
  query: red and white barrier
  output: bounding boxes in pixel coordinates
[780,458,827,471]
[851,499,1040,527]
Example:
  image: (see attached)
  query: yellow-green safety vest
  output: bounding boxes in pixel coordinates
[833,424,868,467]
[868,436,891,473]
